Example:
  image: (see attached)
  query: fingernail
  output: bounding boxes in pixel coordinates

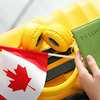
[87,55,93,61]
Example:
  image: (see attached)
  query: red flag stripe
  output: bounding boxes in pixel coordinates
[0,46,48,72]
[0,94,7,100]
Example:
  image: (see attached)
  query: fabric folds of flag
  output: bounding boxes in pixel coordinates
[0,45,48,100]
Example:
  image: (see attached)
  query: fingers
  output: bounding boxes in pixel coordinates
[75,50,93,83]
[75,49,89,74]
[82,61,87,69]
[87,55,100,76]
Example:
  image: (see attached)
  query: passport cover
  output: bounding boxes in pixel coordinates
[71,17,100,73]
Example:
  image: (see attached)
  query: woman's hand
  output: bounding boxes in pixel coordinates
[75,49,100,100]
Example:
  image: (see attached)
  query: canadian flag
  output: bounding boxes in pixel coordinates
[0,46,48,100]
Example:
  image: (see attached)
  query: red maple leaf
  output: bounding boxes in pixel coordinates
[3,64,36,92]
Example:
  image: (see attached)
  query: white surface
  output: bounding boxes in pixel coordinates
[0,0,80,34]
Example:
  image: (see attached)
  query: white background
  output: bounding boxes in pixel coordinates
[0,0,80,34]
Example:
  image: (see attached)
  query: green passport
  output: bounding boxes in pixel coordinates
[71,17,100,74]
